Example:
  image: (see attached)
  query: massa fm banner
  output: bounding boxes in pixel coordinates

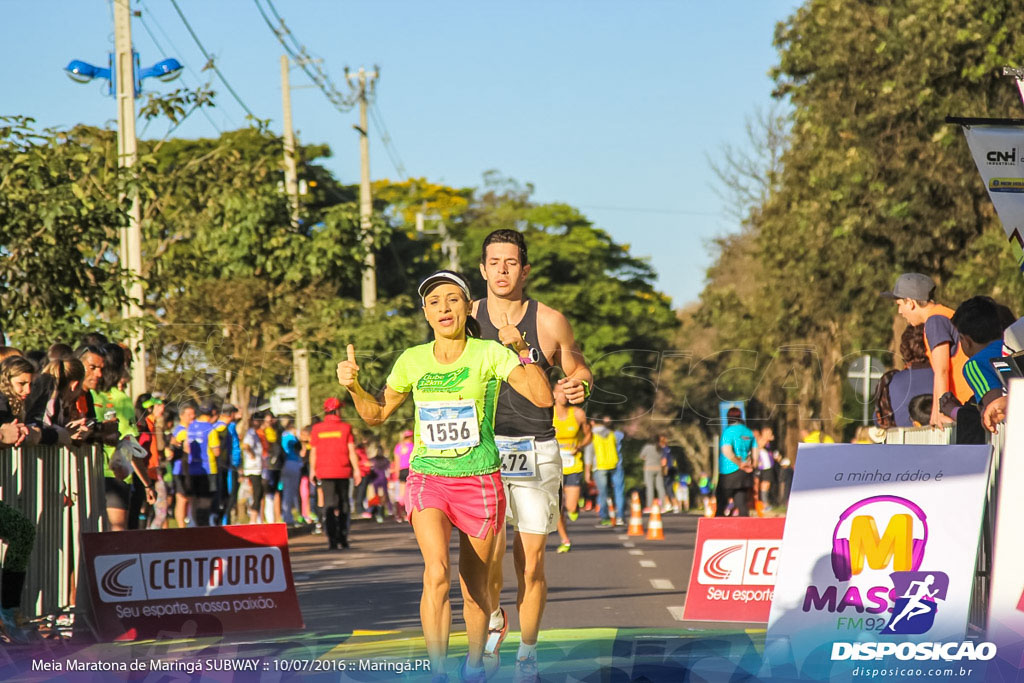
[765,443,991,681]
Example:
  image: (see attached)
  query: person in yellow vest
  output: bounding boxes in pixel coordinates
[799,420,835,444]
[552,381,590,552]
[585,416,624,527]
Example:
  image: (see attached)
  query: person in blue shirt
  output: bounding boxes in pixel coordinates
[280,419,305,526]
[950,297,1011,415]
[213,404,242,525]
[716,407,755,517]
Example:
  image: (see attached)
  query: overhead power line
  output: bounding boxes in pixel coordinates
[369,101,408,179]
[253,0,410,178]
[136,5,224,133]
[253,0,356,114]
[168,0,258,120]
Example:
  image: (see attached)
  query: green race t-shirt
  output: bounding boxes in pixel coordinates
[386,337,521,477]
[92,387,139,479]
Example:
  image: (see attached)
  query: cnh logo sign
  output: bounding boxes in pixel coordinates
[697,539,779,586]
[987,148,1018,164]
[831,495,928,581]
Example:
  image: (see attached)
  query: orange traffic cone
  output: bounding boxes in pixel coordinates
[627,492,644,536]
[704,498,716,518]
[607,500,617,523]
[646,499,665,540]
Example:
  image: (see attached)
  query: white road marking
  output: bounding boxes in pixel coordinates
[617,534,629,540]
[639,560,657,568]
[628,549,645,556]
[650,579,675,590]
[667,606,686,621]
[623,542,636,548]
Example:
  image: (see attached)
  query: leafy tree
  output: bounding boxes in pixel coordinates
[761,0,1024,436]
[0,118,130,348]
[458,175,679,422]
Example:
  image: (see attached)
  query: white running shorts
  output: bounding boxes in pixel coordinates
[500,438,561,535]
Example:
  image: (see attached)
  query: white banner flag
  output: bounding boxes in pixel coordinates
[961,123,1024,271]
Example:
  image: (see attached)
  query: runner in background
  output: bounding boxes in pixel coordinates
[299,425,314,525]
[135,395,170,529]
[697,472,712,513]
[183,401,220,527]
[216,404,241,525]
[240,414,266,524]
[553,380,590,553]
[310,398,362,550]
[260,412,284,524]
[675,472,691,513]
[170,402,196,528]
[392,429,414,522]
[472,230,593,682]
[753,426,775,512]
[590,417,625,527]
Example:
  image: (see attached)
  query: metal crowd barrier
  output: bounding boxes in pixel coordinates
[882,423,1003,636]
[0,445,105,617]
[882,425,956,444]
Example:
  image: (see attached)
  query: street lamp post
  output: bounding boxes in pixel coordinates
[63,2,182,400]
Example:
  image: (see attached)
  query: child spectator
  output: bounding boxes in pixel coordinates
[367,449,391,522]
[908,395,932,427]
[950,297,1009,414]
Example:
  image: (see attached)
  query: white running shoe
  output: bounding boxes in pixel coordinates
[482,607,507,676]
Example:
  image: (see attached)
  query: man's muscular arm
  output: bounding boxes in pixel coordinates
[541,306,593,405]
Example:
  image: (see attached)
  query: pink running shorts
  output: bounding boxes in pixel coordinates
[405,471,505,539]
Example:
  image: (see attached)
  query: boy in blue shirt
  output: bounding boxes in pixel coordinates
[945,297,1011,422]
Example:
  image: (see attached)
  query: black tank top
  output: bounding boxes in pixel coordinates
[476,298,556,440]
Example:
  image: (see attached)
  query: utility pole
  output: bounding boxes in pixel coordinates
[346,67,379,309]
[416,211,460,271]
[114,0,146,399]
[280,54,311,428]
[281,55,300,227]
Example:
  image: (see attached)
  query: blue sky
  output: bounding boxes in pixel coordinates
[2,0,800,307]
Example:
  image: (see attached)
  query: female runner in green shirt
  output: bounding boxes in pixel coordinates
[337,270,552,682]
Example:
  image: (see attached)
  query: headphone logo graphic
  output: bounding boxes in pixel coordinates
[831,495,928,581]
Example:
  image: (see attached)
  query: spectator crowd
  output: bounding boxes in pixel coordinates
[1,271,1016,641]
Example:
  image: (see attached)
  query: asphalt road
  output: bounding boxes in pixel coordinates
[289,508,703,634]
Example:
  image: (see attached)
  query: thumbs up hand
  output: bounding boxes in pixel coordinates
[337,344,361,390]
[498,312,527,352]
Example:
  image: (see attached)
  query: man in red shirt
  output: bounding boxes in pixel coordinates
[310,398,362,550]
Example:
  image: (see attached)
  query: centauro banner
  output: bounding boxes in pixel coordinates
[957,119,1024,271]
[82,524,303,641]
[764,443,991,680]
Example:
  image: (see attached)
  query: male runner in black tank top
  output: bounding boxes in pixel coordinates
[473,229,592,682]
